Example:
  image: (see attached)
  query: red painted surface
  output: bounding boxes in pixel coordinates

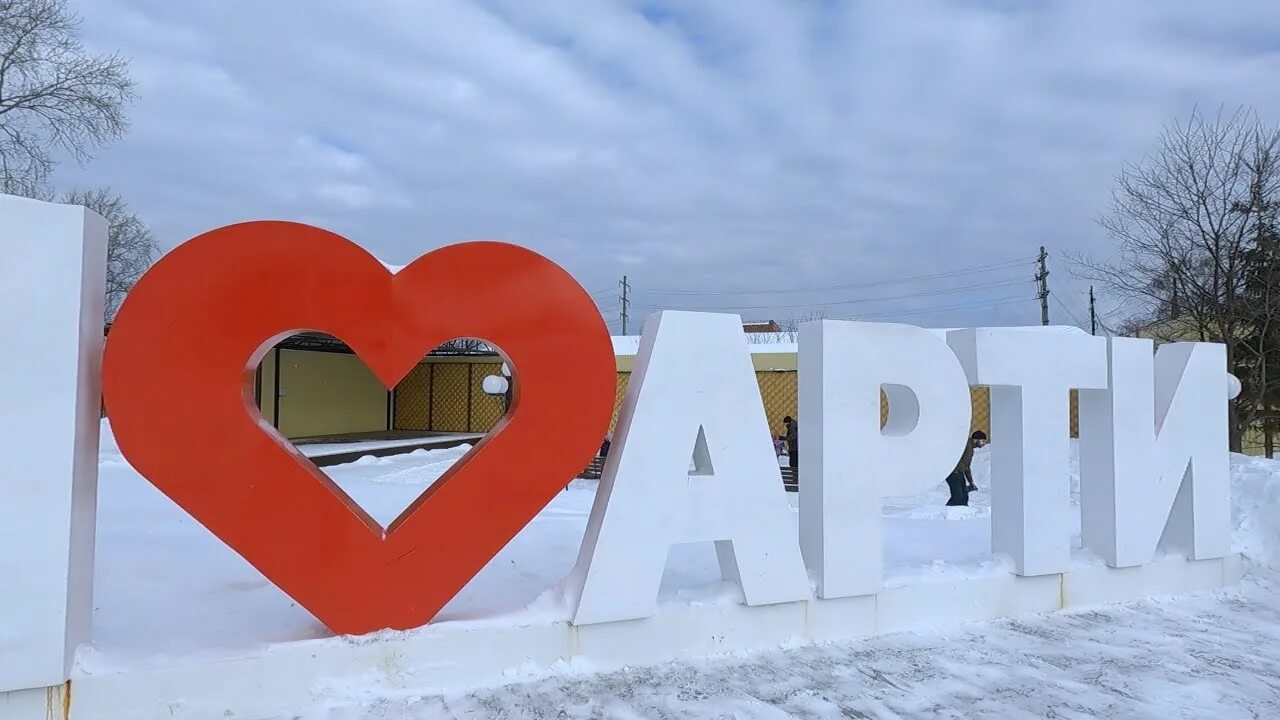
[102,222,616,635]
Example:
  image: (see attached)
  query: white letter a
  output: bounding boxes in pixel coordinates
[566,311,811,625]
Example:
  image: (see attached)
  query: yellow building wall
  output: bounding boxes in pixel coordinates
[262,348,1079,444]
[275,349,388,439]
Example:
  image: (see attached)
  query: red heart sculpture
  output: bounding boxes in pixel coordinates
[102,222,616,635]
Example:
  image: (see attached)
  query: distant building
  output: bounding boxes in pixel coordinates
[742,320,782,334]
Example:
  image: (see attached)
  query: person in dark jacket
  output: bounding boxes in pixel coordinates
[946,439,974,506]
[783,415,798,470]
[965,430,987,491]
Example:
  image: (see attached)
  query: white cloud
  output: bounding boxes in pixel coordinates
[54,0,1280,330]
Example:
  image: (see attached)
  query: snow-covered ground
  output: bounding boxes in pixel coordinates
[294,434,481,458]
[337,575,1280,719]
[88,422,1009,666]
[87,421,1280,717]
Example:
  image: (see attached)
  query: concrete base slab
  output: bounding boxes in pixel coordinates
[0,554,1243,720]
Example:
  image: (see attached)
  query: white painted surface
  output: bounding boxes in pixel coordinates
[568,312,810,625]
[1079,338,1231,567]
[55,554,1243,720]
[0,195,106,693]
[1062,556,1230,607]
[575,600,807,668]
[874,573,1061,634]
[68,621,573,720]
[0,686,65,720]
[805,594,876,641]
[947,327,1108,577]
[799,320,972,598]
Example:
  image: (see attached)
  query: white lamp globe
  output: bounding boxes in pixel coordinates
[482,374,509,395]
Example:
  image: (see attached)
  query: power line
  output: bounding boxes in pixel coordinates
[837,294,1038,321]
[631,277,1035,312]
[1051,294,1087,329]
[1094,308,1122,337]
[635,255,1037,297]
[1055,287,1097,333]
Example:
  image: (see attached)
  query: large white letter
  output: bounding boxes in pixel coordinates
[947,327,1107,576]
[799,320,972,598]
[567,311,810,625]
[0,196,105,693]
[1078,338,1230,566]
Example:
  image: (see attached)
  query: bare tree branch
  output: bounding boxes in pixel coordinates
[0,0,134,194]
[1071,107,1280,451]
[747,309,827,343]
[64,187,157,318]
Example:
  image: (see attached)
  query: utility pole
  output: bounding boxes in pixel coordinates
[1035,246,1050,326]
[1089,285,1097,335]
[620,275,630,335]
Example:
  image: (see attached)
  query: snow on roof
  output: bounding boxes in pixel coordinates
[610,336,797,356]
[610,325,1085,357]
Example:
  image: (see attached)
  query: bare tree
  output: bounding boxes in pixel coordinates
[65,187,157,317]
[755,309,828,343]
[1074,108,1280,450]
[0,0,134,195]
[435,338,493,354]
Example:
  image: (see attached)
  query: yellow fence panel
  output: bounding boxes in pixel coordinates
[971,386,990,437]
[609,372,630,434]
[470,362,505,432]
[394,364,432,431]
[430,363,469,432]
[756,371,797,439]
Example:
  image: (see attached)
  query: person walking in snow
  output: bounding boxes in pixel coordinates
[783,415,798,471]
[965,430,987,491]
[946,436,974,506]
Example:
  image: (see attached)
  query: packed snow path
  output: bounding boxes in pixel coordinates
[317,576,1280,719]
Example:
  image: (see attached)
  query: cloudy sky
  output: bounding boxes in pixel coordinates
[57,0,1280,332]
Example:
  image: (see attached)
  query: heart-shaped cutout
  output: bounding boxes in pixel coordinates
[267,332,507,530]
[102,222,616,635]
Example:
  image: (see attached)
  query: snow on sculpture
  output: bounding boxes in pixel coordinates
[567,311,811,625]
[946,327,1109,576]
[1078,338,1230,567]
[798,320,972,598]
